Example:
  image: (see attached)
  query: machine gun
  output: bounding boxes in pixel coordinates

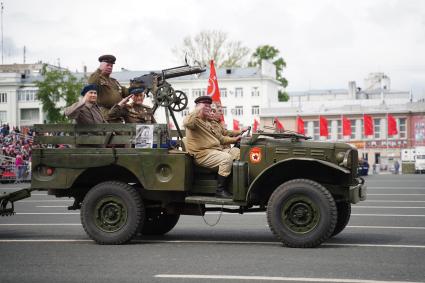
[130,63,206,113]
[130,63,205,139]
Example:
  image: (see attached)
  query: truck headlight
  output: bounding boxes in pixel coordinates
[336,152,345,164]
[338,149,352,168]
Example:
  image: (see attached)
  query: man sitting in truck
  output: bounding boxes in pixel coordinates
[183,96,240,198]
[209,103,242,160]
[65,84,107,125]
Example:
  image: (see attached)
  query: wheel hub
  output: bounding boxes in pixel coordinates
[94,196,127,233]
[281,195,320,234]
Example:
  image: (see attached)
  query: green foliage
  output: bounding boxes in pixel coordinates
[36,65,84,123]
[249,45,289,101]
[278,90,289,102]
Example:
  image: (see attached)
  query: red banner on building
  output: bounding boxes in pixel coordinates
[387,114,398,136]
[342,116,351,136]
[297,116,305,135]
[319,116,329,137]
[233,119,240,131]
[363,114,374,136]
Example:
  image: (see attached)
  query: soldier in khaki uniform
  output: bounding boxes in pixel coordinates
[64,84,107,124]
[184,96,240,198]
[88,54,129,122]
[209,103,242,160]
[108,87,156,124]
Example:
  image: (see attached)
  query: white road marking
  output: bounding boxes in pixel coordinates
[36,206,68,208]
[347,226,425,230]
[0,224,81,226]
[353,206,425,209]
[365,200,425,203]
[0,239,424,250]
[154,274,424,282]
[19,200,72,202]
[15,212,79,215]
[368,187,425,190]
[351,214,425,217]
[368,194,425,196]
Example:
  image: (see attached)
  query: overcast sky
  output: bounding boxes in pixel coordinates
[3,0,425,98]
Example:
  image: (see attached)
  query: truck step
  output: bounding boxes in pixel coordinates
[185,196,246,206]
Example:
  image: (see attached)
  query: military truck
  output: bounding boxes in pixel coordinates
[0,64,366,248]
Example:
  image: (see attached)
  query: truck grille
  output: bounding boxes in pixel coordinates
[351,149,359,180]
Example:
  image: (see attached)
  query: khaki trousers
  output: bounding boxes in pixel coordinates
[223,147,240,161]
[195,150,234,177]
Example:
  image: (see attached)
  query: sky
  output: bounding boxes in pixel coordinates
[3,0,425,99]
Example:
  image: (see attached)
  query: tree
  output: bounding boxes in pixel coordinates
[249,45,289,101]
[36,65,84,123]
[173,30,250,68]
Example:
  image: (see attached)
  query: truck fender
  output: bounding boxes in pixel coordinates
[246,158,351,203]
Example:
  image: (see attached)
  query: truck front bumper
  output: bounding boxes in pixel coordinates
[349,177,367,204]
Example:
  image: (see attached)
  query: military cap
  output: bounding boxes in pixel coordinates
[80,84,98,96]
[194,95,212,104]
[129,87,146,95]
[98,54,116,64]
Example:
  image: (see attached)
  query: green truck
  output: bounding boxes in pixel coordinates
[0,63,366,248]
[0,122,366,248]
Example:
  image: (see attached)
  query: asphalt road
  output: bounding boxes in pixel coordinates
[0,175,424,283]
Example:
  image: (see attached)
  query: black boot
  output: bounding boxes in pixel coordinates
[216,175,232,198]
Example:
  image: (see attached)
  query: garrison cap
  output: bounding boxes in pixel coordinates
[81,84,98,96]
[194,95,212,104]
[98,54,116,64]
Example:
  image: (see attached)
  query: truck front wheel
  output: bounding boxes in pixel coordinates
[141,209,180,235]
[331,201,351,237]
[267,179,337,248]
[81,181,144,244]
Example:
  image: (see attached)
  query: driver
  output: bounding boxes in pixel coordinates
[108,87,156,124]
[183,96,240,198]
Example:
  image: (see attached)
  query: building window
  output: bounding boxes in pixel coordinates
[252,106,259,115]
[313,121,319,140]
[20,108,39,121]
[399,118,406,138]
[0,93,7,103]
[0,111,6,123]
[235,87,243,98]
[350,119,356,140]
[222,106,227,116]
[374,118,381,139]
[251,87,260,97]
[181,108,190,117]
[232,106,243,116]
[220,88,227,98]
[18,89,38,102]
[192,89,202,98]
[337,120,342,140]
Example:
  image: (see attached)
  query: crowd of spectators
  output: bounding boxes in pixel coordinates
[0,124,33,183]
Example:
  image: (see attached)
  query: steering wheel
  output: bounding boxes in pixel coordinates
[233,126,251,149]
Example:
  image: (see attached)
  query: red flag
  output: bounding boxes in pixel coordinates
[274,117,284,131]
[207,60,221,103]
[387,114,398,135]
[253,119,259,133]
[319,116,329,137]
[297,117,305,135]
[207,60,224,123]
[364,114,374,136]
[342,116,351,136]
[233,119,240,131]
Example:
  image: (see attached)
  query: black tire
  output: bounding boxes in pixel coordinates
[81,181,144,244]
[267,179,337,248]
[141,209,180,235]
[331,201,351,237]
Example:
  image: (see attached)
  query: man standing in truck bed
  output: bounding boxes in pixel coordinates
[88,54,129,122]
[183,96,240,198]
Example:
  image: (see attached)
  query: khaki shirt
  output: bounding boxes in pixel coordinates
[108,104,156,124]
[88,69,129,121]
[183,110,237,159]
[64,100,106,125]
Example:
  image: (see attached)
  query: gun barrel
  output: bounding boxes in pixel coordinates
[162,65,206,80]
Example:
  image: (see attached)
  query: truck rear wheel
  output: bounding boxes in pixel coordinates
[331,201,351,237]
[81,181,144,244]
[267,179,337,248]
[141,209,180,235]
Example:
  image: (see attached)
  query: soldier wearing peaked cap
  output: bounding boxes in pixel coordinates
[88,54,129,122]
[183,96,241,198]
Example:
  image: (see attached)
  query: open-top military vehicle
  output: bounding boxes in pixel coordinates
[0,63,366,248]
